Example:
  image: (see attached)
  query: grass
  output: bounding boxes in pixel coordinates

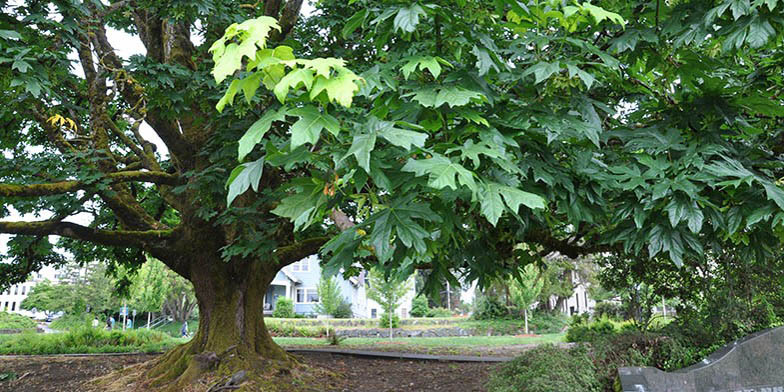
[0,327,187,355]
[0,312,37,330]
[275,333,565,348]
[152,318,198,338]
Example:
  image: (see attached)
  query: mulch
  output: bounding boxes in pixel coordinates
[0,352,500,392]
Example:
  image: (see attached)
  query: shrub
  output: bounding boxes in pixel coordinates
[594,301,623,320]
[0,312,37,330]
[528,310,569,334]
[472,296,509,320]
[486,344,601,392]
[272,298,295,318]
[0,327,178,354]
[426,307,453,318]
[50,313,95,331]
[590,331,695,390]
[566,317,617,343]
[379,312,399,328]
[332,299,353,319]
[409,295,429,317]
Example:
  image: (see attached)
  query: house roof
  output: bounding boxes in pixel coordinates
[281,268,301,284]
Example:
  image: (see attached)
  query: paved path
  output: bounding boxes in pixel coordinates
[285,347,514,362]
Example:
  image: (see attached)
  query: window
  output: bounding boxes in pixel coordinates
[306,290,319,303]
[291,259,309,272]
[13,286,17,295]
[21,286,25,295]
[371,308,377,318]
[10,302,15,311]
[295,288,318,303]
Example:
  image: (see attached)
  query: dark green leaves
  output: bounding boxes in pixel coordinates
[393,4,426,33]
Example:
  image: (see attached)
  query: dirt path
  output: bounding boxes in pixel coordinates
[0,352,499,392]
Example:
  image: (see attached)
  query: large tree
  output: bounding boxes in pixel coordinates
[2,0,784,390]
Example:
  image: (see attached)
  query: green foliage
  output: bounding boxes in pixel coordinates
[313,274,344,317]
[486,344,601,392]
[527,310,570,334]
[0,312,36,330]
[332,298,354,319]
[472,296,510,320]
[272,297,295,319]
[594,302,623,321]
[366,268,412,321]
[378,312,399,328]
[566,317,618,343]
[426,307,453,318]
[21,264,123,316]
[409,295,430,318]
[49,313,95,331]
[0,327,179,355]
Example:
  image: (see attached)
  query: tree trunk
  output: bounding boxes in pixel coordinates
[142,256,292,391]
[524,308,529,334]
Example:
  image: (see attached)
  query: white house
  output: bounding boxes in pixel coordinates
[540,270,596,315]
[0,266,59,319]
[265,255,416,319]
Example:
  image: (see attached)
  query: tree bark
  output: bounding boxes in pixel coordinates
[143,254,291,391]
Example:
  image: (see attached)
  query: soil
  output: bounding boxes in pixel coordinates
[0,352,500,392]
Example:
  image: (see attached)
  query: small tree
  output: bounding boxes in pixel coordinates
[20,280,65,317]
[128,259,170,328]
[510,264,544,334]
[313,275,343,317]
[409,295,430,318]
[366,269,412,334]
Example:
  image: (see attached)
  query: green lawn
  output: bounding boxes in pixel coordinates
[274,333,565,357]
[275,334,564,347]
[153,319,198,338]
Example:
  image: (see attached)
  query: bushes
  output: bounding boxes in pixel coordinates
[426,307,453,317]
[473,296,509,320]
[332,299,354,318]
[272,298,295,318]
[566,317,618,343]
[409,295,429,317]
[486,344,601,392]
[528,310,569,334]
[379,312,399,328]
[265,320,326,337]
[594,302,623,320]
[50,313,95,331]
[0,312,36,330]
[0,327,179,354]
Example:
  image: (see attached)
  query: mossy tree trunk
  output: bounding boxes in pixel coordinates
[144,251,293,391]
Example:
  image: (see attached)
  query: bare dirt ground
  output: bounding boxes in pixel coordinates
[0,352,499,392]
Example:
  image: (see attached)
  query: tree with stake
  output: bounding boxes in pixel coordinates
[366,268,412,338]
[2,1,784,390]
[509,264,544,334]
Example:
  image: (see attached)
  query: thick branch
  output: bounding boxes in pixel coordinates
[273,237,329,268]
[0,171,180,197]
[0,220,174,249]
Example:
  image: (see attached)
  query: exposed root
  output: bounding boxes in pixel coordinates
[85,352,343,392]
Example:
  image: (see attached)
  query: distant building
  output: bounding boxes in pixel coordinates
[264,255,416,319]
[541,270,596,315]
[0,266,58,318]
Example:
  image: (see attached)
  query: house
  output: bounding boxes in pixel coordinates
[264,255,416,319]
[540,270,596,315]
[0,266,58,319]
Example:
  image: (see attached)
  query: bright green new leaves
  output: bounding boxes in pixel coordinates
[402,155,477,191]
[480,182,547,226]
[394,4,426,33]
[210,16,281,84]
[238,107,288,162]
[289,106,341,149]
[274,68,315,103]
[401,56,450,79]
[226,157,265,206]
[272,58,362,107]
[410,86,486,108]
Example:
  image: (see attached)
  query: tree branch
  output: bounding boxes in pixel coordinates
[0,220,174,249]
[273,236,329,268]
[0,171,180,198]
